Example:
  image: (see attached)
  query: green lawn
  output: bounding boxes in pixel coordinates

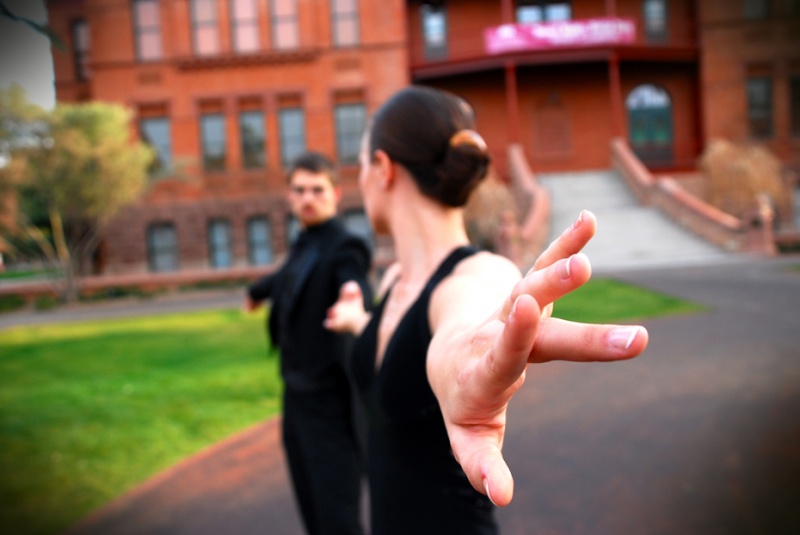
[553,278,706,323]
[0,278,703,535]
[0,308,281,535]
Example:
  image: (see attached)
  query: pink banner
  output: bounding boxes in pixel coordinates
[484,17,636,54]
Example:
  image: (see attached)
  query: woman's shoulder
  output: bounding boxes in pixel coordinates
[455,250,521,282]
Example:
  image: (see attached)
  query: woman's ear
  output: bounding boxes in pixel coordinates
[373,149,395,190]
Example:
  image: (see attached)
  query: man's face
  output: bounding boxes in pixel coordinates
[287,169,341,228]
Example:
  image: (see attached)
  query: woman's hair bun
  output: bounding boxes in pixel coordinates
[435,129,491,207]
[449,129,488,153]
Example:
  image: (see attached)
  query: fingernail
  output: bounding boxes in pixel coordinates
[558,255,572,279]
[572,210,584,230]
[484,478,498,507]
[609,327,639,350]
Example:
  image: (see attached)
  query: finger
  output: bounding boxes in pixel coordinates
[499,253,591,323]
[339,280,362,301]
[529,318,649,363]
[455,439,515,507]
[482,294,540,394]
[532,210,597,272]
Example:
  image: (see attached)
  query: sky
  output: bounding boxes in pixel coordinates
[0,0,56,109]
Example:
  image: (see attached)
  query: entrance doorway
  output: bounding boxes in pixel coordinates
[627,84,674,167]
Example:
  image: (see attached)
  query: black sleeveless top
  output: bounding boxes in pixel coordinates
[352,246,498,535]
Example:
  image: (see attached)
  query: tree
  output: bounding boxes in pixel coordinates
[0,86,154,301]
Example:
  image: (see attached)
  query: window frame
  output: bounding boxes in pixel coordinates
[140,115,173,174]
[515,1,572,24]
[200,112,227,172]
[71,19,91,79]
[278,106,307,167]
[790,74,800,138]
[132,0,163,61]
[230,0,260,53]
[334,102,366,165]
[746,76,774,139]
[239,109,267,169]
[191,0,220,56]
[147,222,179,272]
[271,0,299,50]
[331,0,360,48]
[421,3,448,60]
[643,0,668,43]
[246,216,274,265]
[743,0,770,20]
[207,218,233,269]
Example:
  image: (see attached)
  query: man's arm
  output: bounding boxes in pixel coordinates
[331,237,373,307]
[244,273,276,312]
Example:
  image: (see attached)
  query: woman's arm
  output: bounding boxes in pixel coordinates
[426,211,649,507]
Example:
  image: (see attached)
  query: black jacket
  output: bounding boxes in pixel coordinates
[248,218,372,390]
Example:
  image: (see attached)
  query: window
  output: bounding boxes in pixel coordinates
[133,0,163,60]
[516,1,572,23]
[334,103,366,165]
[71,19,90,79]
[421,4,447,59]
[332,0,359,47]
[231,0,259,53]
[278,107,306,167]
[790,75,800,137]
[247,216,273,265]
[147,223,178,272]
[626,84,674,166]
[208,219,232,268]
[271,0,299,50]
[743,0,770,19]
[191,0,220,55]
[643,0,667,43]
[285,214,300,247]
[343,209,373,247]
[239,110,266,169]
[747,76,773,138]
[201,113,227,171]
[140,116,172,173]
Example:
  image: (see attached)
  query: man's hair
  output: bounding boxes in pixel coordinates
[286,151,340,186]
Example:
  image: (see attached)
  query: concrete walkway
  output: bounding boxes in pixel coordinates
[539,170,734,273]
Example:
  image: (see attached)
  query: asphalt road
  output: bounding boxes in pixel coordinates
[30,255,800,535]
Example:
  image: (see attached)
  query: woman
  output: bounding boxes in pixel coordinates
[325,86,648,534]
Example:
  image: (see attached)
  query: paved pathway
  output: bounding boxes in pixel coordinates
[539,170,734,273]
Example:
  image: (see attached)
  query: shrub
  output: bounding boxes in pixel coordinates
[0,294,26,313]
[699,139,789,221]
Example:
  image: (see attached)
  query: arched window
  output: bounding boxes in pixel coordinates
[626,84,674,166]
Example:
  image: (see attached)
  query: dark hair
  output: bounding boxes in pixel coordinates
[287,151,339,185]
[369,86,491,207]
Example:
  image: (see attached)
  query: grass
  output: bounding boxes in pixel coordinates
[0,278,703,535]
[552,278,706,323]
[0,308,281,535]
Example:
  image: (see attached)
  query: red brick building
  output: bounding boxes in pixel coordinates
[48,0,408,274]
[47,0,799,276]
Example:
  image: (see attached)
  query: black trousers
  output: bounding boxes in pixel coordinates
[282,377,365,535]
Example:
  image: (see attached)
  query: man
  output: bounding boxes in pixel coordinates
[245,152,371,535]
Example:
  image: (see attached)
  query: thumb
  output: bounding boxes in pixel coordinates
[456,441,515,507]
[339,280,362,301]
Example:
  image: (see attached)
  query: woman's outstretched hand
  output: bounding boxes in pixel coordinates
[324,280,371,336]
[427,210,649,507]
